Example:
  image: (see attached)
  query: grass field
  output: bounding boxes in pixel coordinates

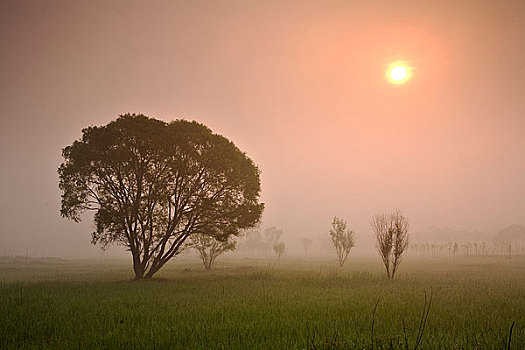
[1,254,524,349]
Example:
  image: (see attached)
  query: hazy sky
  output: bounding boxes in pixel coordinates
[1,0,524,256]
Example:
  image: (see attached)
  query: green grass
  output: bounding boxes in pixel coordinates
[0,255,524,349]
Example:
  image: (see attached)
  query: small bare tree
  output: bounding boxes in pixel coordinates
[329,217,355,267]
[273,241,285,259]
[190,233,236,270]
[371,210,409,279]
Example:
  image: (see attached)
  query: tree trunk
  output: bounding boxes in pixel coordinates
[144,261,163,279]
[133,263,145,280]
[205,255,215,270]
[132,252,145,280]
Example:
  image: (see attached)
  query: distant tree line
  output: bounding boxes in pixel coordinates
[236,226,286,258]
[409,225,525,258]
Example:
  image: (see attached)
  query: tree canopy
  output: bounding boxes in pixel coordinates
[59,114,264,279]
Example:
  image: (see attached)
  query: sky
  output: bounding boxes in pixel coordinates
[1,0,524,257]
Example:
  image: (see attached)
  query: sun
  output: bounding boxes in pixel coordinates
[386,61,412,85]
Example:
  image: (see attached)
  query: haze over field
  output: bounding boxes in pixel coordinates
[1,0,524,257]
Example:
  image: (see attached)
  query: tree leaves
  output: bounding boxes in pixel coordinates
[58,113,264,279]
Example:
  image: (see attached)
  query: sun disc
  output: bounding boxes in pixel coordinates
[386,61,412,85]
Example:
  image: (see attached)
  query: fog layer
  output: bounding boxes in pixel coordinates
[1,0,524,256]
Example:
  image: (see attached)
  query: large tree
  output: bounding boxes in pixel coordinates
[59,114,264,280]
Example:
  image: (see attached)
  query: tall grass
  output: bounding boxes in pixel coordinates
[0,256,523,349]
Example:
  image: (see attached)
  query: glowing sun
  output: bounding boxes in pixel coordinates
[386,61,412,85]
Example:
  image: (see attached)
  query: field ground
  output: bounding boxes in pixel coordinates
[1,254,524,349]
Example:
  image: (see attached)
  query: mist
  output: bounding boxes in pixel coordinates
[1,0,524,258]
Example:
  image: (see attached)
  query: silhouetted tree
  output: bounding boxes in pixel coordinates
[59,114,263,280]
[329,217,355,267]
[371,211,409,279]
[495,224,525,258]
[263,226,283,255]
[273,241,285,259]
[300,236,312,255]
[190,232,236,270]
[240,228,263,255]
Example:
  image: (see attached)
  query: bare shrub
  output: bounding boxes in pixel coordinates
[371,210,409,279]
[329,217,355,267]
[190,233,236,270]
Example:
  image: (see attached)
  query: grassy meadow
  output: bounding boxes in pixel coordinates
[0,254,524,349]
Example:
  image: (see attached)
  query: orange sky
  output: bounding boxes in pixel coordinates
[1,0,524,256]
